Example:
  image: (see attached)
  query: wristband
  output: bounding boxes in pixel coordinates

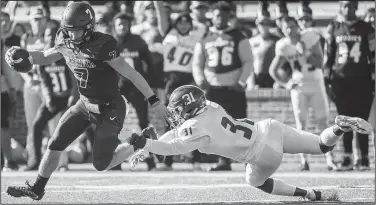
[148,95,160,107]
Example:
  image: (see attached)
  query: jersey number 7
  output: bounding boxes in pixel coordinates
[221,117,254,140]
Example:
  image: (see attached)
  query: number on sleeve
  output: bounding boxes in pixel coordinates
[109,50,117,60]
[221,117,253,140]
[184,127,193,136]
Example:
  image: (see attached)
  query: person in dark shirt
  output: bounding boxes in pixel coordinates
[323,1,375,171]
[112,12,157,171]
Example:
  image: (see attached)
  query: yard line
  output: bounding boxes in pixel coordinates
[2,172,374,179]
[33,184,376,191]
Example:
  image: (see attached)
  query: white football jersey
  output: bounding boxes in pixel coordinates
[177,101,265,163]
[162,28,205,73]
[275,30,323,82]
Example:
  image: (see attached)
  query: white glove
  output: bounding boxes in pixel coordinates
[129,149,150,170]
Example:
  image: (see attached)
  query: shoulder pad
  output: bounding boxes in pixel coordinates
[95,33,120,61]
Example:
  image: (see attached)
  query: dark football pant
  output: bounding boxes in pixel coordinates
[1,93,12,129]
[163,71,201,166]
[331,78,374,159]
[26,96,69,167]
[47,94,128,171]
[206,86,247,166]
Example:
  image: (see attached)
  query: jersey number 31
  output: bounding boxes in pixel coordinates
[221,117,254,140]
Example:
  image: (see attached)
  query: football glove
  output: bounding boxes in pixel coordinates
[129,149,150,169]
[129,133,146,150]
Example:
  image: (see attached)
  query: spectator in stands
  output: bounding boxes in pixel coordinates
[324,1,375,171]
[190,1,212,30]
[1,10,21,171]
[112,11,157,171]
[13,23,26,38]
[192,1,253,171]
[274,1,289,38]
[248,2,278,89]
[292,1,338,171]
[364,7,375,28]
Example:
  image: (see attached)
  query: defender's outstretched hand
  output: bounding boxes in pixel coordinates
[129,149,150,170]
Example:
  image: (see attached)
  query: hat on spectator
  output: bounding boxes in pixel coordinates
[29,6,47,19]
[190,1,210,10]
[275,1,289,19]
[297,1,313,20]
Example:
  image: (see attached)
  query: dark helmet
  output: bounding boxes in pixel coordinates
[167,85,207,129]
[60,1,96,46]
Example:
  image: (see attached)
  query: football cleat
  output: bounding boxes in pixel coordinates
[335,115,373,134]
[305,189,339,201]
[6,181,45,201]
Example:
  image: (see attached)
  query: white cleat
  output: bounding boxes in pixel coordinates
[304,189,339,201]
[335,115,373,134]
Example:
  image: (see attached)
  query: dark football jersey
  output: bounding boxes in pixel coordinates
[200,27,245,74]
[324,18,375,79]
[115,33,154,89]
[38,58,72,98]
[55,30,121,103]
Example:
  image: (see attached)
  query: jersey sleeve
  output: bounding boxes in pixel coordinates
[143,119,209,155]
[98,36,120,62]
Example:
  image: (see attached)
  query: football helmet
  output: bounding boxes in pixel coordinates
[60,2,95,47]
[167,85,207,129]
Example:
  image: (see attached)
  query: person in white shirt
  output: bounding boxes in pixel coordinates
[129,85,373,202]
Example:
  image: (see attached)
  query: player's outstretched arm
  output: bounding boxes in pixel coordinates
[154,0,170,37]
[29,47,64,66]
[238,38,254,87]
[192,43,210,90]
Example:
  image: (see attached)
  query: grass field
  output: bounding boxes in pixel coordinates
[1,163,374,204]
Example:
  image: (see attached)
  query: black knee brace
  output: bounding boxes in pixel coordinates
[257,178,274,194]
[319,139,335,153]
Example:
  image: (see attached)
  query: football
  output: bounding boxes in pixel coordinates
[10,48,33,73]
[275,63,293,83]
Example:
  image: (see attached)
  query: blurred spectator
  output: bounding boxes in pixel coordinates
[13,23,26,38]
[324,1,375,171]
[112,11,156,170]
[19,6,53,170]
[1,10,21,171]
[248,2,278,89]
[288,1,338,171]
[192,1,253,171]
[364,7,375,28]
[274,0,289,38]
[131,1,165,92]
[190,1,212,30]
[154,1,207,171]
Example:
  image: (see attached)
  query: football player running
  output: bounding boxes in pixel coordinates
[5,2,169,201]
[129,85,373,201]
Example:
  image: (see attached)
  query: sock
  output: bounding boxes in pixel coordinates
[271,179,297,196]
[32,174,49,195]
[294,187,308,197]
[320,126,343,147]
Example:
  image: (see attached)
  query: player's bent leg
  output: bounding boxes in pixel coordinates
[91,95,131,171]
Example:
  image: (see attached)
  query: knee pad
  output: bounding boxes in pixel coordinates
[92,160,110,171]
[319,139,335,153]
[256,178,274,194]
